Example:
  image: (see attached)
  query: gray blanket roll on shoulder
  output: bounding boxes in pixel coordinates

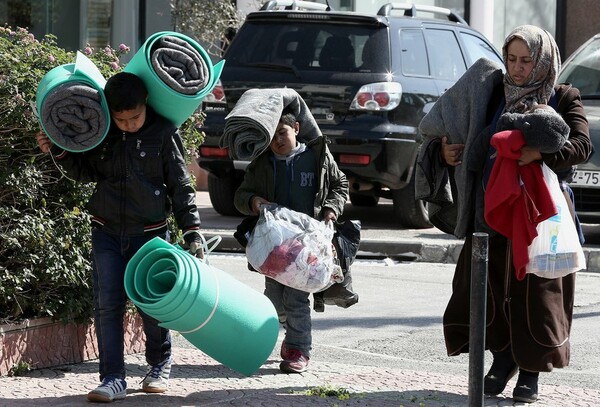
[151,35,209,95]
[220,88,321,161]
[41,82,108,152]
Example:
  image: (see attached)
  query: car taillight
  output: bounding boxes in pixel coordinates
[350,82,402,111]
[203,80,226,103]
[373,92,390,106]
[339,154,370,165]
[200,146,229,158]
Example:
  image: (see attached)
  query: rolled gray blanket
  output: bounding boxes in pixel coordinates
[41,82,108,152]
[151,35,209,95]
[221,88,321,161]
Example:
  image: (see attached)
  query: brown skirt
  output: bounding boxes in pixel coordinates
[443,233,575,372]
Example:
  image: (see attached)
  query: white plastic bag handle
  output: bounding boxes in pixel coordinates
[197,233,222,265]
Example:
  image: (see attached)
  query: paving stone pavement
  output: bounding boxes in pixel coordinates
[1,341,599,407]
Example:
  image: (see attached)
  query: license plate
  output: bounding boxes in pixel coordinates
[201,102,226,113]
[570,170,600,188]
[311,107,334,121]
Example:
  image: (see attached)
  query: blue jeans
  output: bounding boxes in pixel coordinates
[91,228,171,381]
[264,277,312,356]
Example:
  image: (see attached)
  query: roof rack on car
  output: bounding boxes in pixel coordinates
[377,3,467,25]
[260,0,332,11]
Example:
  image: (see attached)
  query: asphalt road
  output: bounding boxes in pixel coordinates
[193,190,600,392]
[176,253,600,392]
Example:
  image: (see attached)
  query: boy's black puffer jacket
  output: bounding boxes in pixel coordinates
[51,107,200,237]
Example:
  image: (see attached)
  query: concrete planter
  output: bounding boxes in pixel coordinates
[188,152,208,191]
[0,312,145,376]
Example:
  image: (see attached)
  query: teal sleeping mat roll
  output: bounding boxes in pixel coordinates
[124,237,279,376]
[35,51,110,152]
[124,31,225,127]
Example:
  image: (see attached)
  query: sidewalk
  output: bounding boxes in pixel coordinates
[2,338,600,406]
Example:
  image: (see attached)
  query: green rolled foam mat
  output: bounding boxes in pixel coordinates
[124,237,279,376]
[35,51,110,152]
[124,31,225,127]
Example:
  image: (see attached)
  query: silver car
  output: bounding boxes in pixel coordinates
[558,34,600,222]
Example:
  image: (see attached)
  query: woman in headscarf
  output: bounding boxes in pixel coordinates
[416,25,592,403]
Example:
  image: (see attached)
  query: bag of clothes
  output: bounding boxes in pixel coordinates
[245,204,343,293]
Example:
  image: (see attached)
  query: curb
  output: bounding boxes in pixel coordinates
[203,231,600,272]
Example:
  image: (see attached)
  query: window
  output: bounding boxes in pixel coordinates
[85,0,112,50]
[460,32,504,66]
[425,29,466,81]
[0,0,113,52]
[559,38,600,97]
[399,29,429,76]
[226,21,385,73]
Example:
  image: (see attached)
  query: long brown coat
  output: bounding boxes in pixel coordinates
[442,84,591,372]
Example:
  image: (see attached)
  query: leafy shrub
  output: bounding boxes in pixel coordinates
[0,26,204,324]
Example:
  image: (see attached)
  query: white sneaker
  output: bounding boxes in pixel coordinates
[87,377,127,403]
[142,355,173,393]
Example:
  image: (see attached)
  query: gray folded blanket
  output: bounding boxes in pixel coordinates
[220,88,321,160]
[416,57,505,238]
[151,35,209,95]
[41,82,108,152]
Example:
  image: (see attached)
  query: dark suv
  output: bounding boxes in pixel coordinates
[198,1,502,228]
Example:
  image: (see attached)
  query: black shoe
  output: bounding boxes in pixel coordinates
[324,292,359,308]
[484,361,518,396]
[313,293,325,312]
[322,284,359,308]
[325,294,358,308]
[512,372,539,403]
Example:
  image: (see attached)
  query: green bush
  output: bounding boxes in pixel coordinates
[0,26,204,324]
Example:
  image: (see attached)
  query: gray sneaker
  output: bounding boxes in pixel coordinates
[142,355,173,393]
[87,377,127,403]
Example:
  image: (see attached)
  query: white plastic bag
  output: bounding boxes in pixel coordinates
[527,164,585,278]
[246,204,343,292]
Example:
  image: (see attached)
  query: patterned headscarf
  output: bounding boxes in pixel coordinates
[502,25,561,113]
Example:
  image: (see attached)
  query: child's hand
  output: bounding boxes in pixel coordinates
[183,231,205,259]
[36,131,53,153]
[188,241,205,259]
[322,208,337,224]
[251,196,270,215]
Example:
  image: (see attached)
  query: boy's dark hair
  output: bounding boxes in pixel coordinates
[279,107,297,128]
[104,72,147,112]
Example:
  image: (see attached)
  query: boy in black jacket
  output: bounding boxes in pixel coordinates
[36,72,204,403]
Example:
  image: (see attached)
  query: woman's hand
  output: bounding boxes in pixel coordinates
[440,136,464,166]
[36,131,53,154]
[518,146,542,166]
[250,196,270,215]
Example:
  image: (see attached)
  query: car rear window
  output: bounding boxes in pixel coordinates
[559,37,600,98]
[224,21,390,73]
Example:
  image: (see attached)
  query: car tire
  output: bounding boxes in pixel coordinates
[349,193,379,207]
[391,173,432,229]
[207,172,242,216]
